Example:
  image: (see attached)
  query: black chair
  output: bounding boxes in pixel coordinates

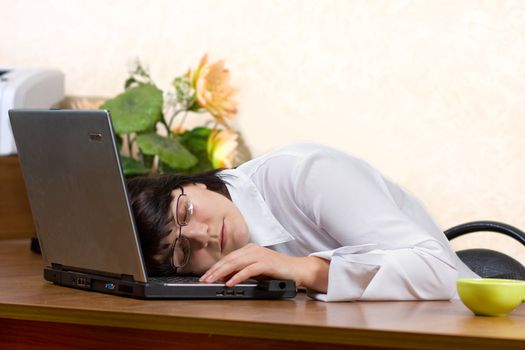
[445,220,525,280]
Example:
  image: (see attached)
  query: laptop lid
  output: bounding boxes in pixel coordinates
[9,109,148,283]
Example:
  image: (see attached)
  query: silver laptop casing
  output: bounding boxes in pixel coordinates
[10,109,147,281]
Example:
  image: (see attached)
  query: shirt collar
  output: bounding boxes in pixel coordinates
[219,169,295,247]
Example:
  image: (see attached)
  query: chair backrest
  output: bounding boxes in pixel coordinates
[445,221,525,280]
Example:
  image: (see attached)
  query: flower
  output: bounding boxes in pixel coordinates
[101,55,244,176]
[188,54,239,126]
[207,129,238,168]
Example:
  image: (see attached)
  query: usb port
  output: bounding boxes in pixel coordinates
[216,290,225,296]
[236,290,245,296]
[225,290,235,295]
[76,277,88,287]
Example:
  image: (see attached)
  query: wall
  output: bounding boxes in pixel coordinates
[2,0,524,262]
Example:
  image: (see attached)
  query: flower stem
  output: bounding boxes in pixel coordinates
[126,134,132,158]
[167,109,184,131]
[177,111,189,131]
[151,155,159,175]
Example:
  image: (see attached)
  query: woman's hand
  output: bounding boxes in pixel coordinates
[199,243,330,293]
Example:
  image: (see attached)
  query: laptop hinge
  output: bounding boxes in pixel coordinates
[120,274,135,282]
[51,263,64,270]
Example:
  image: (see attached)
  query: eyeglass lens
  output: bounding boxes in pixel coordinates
[176,194,192,226]
[171,192,192,268]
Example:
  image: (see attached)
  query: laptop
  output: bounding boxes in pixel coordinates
[9,109,296,299]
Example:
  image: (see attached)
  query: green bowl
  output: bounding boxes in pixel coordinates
[457,278,525,316]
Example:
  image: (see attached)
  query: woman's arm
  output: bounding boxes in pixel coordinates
[292,147,458,301]
[200,243,330,292]
[205,144,459,301]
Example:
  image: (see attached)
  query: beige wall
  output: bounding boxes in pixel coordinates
[2,0,524,262]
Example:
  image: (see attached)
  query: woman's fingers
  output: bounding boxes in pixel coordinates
[200,244,287,284]
[224,263,264,287]
[200,244,257,282]
[201,258,249,283]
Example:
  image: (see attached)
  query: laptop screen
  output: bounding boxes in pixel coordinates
[10,109,148,282]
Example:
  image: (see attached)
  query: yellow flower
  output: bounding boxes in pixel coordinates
[207,129,238,169]
[188,54,239,126]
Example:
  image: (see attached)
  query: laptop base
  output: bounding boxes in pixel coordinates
[44,267,297,299]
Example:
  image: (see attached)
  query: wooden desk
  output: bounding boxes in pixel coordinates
[0,156,35,239]
[1,240,524,350]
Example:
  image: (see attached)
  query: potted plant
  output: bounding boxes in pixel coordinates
[100,54,246,176]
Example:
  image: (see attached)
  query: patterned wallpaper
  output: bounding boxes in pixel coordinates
[2,0,524,262]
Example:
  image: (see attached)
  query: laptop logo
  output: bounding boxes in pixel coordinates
[88,132,103,142]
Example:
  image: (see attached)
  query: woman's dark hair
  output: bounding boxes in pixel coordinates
[126,170,230,276]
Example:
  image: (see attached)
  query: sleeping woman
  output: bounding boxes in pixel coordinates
[127,143,477,302]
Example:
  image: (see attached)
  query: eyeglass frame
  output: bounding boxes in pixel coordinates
[167,186,193,272]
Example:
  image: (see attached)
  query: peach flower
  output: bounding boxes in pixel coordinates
[188,54,239,126]
[207,129,238,169]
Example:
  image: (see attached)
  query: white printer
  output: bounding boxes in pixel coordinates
[0,68,65,155]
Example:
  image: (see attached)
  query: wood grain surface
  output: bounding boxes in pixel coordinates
[0,156,35,239]
[1,239,524,350]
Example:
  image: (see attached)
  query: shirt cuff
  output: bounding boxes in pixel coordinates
[308,245,380,302]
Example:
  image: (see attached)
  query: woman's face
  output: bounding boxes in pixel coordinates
[157,183,249,276]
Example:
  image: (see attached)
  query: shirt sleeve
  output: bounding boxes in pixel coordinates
[290,147,458,302]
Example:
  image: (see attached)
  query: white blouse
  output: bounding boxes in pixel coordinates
[219,143,477,302]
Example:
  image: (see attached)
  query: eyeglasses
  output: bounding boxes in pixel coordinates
[168,187,193,271]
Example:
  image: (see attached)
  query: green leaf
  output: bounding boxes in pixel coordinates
[180,127,211,149]
[184,156,214,174]
[100,83,163,134]
[179,127,214,173]
[120,156,150,176]
[136,133,198,170]
[124,77,137,89]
